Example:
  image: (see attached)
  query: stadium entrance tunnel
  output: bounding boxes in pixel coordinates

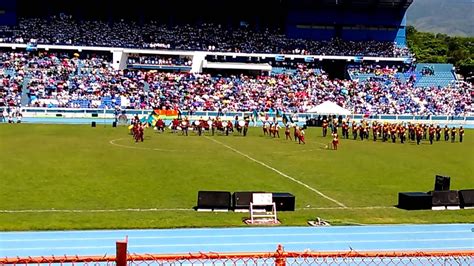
[322,60,347,79]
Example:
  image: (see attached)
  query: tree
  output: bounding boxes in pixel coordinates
[406,26,474,78]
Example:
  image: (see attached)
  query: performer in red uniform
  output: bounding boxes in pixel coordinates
[156,118,165,133]
[273,123,280,138]
[284,123,292,140]
[332,133,339,150]
[399,124,406,144]
[428,124,435,145]
[132,123,139,140]
[322,119,328,137]
[435,125,442,141]
[135,123,144,142]
[459,126,464,143]
[352,122,358,140]
[372,122,378,141]
[298,127,305,144]
[171,118,180,133]
[293,125,299,142]
[450,127,456,143]
[262,122,268,136]
[342,121,349,139]
[415,125,423,145]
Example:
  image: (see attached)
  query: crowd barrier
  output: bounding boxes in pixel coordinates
[0,107,474,123]
[0,107,474,128]
[1,242,473,266]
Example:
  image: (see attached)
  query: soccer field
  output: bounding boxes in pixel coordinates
[0,124,473,231]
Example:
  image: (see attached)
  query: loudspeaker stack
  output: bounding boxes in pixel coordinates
[398,175,472,210]
[459,189,474,209]
[196,191,231,211]
[431,190,460,209]
[196,191,296,212]
[233,191,263,211]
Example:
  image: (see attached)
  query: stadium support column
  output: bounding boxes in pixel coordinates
[191,52,207,73]
[111,49,127,70]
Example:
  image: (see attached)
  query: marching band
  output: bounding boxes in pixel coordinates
[128,114,466,150]
[324,118,466,145]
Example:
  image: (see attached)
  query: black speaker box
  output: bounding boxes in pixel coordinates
[112,121,117,127]
[232,191,264,209]
[434,175,450,191]
[197,191,231,209]
[272,193,295,211]
[431,190,459,206]
[91,121,96,127]
[459,189,474,208]
[398,192,432,210]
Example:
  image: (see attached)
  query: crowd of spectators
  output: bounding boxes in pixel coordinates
[0,51,471,116]
[127,55,192,66]
[347,64,400,77]
[0,52,24,108]
[0,14,411,57]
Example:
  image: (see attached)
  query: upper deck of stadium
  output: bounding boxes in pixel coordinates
[0,0,413,56]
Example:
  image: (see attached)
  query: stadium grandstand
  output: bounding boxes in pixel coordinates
[0,0,472,115]
[0,0,471,117]
[1,1,474,265]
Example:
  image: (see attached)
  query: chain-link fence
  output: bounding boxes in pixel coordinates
[2,244,473,266]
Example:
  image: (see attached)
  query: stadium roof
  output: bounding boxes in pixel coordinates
[285,0,413,9]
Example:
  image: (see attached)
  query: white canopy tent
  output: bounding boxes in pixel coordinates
[307,101,352,115]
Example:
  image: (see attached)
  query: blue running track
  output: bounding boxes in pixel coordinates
[0,224,473,257]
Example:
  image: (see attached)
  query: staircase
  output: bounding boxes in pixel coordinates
[20,74,31,106]
[396,73,406,84]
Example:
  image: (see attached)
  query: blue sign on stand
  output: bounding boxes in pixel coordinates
[275,55,285,62]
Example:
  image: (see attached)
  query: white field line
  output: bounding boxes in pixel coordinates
[109,138,174,152]
[0,205,395,214]
[0,208,192,213]
[1,230,468,242]
[204,136,347,208]
[303,206,396,210]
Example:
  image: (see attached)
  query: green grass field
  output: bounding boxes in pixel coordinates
[1,124,473,231]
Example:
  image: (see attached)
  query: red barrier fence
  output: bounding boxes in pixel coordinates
[2,242,473,265]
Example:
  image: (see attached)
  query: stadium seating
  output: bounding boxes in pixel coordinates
[414,64,456,87]
[0,15,412,57]
[1,50,471,116]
